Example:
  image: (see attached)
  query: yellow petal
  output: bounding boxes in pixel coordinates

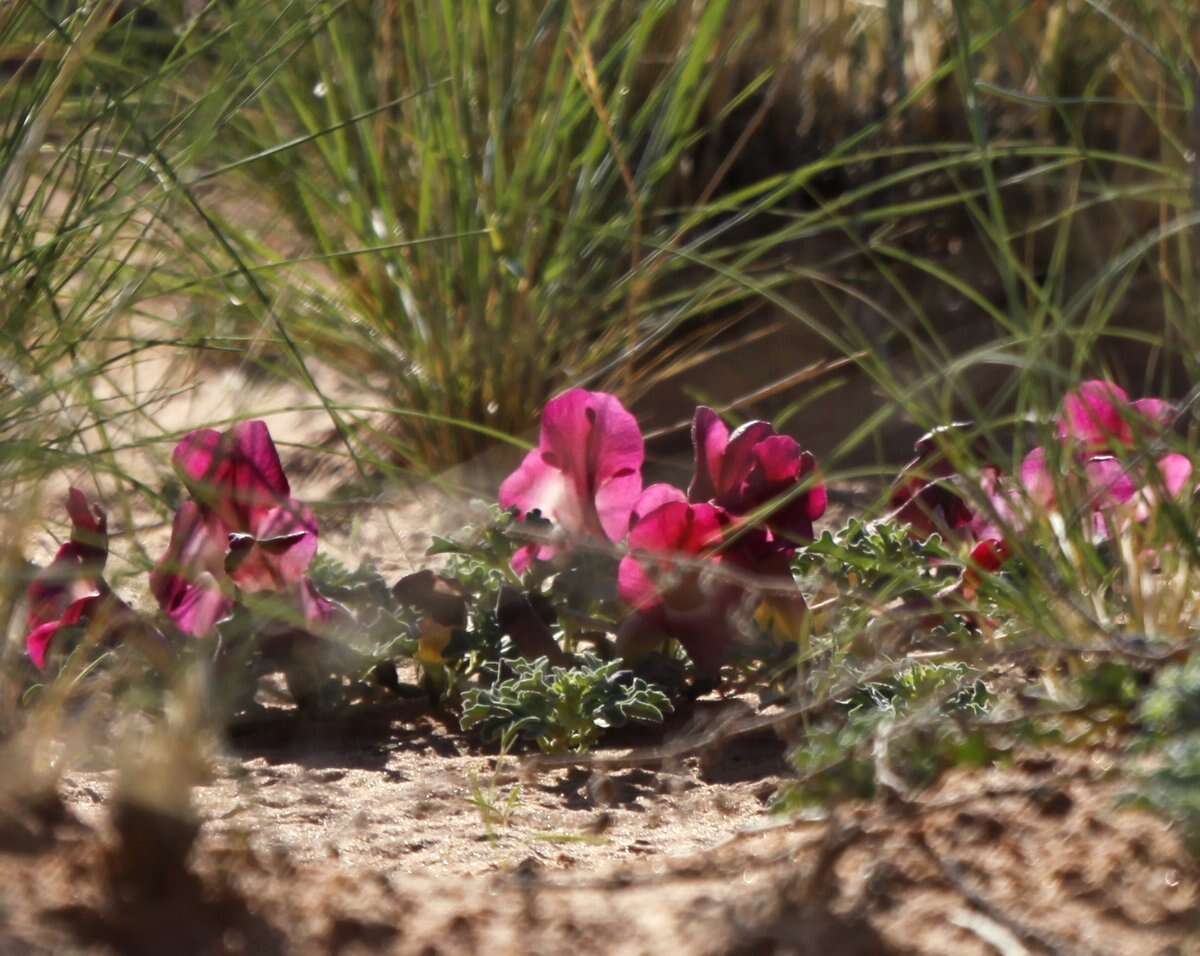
[416,619,453,665]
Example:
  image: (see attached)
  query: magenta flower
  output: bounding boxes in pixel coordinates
[25,489,135,669]
[888,424,980,539]
[151,421,332,638]
[500,389,644,573]
[617,482,811,679]
[617,495,740,679]
[688,407,826,546]
[611,408,826,679]
[887,426,1018,593]
[150,501,236,639]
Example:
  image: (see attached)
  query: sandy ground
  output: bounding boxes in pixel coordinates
[1,720,1198,955]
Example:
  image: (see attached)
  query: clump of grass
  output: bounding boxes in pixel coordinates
[186,0,763,467]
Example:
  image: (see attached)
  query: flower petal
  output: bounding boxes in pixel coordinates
[26,594,100,669]
[717,421,774,499]
[298,577,344,629]
[227,500,319,592]
[687,407,729,503]
[229,420,292,515]
[172,428,226,499]
[66,487,106,550]
[160,572,234,639]
[1058,380,1133,449]
[584,393,645,543]
[510,542,551,576]
[626,500,725,557]
[500,449,573,524]
[151,502,233,637]
[969,537,1010,574]
[1158,453,1193,499]
[173,421,291,529]
[27,544,91,632]
[1131,454,1195,524]
[1020,447,1056,510]
[1132,398,1175,431]
[806,479,829,522]
[26,620,61,670]
[617,551,661,612]
[748,438,825,540]
[500,389,644,553]
[630,483,688,528]
[1085,456,1139,507]
[619,501,725,609]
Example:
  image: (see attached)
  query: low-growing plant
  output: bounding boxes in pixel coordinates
[793,517,956,603]
[4,349,1197,829]
[461,653,673,754]
[1126,658,1200,852]
[777,659,994,810]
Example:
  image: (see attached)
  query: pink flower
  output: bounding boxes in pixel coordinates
[688,407,826,546]
[151,421,333,638]
[150,501,236,639]
[612,408,826,679]
[1136,454,1194,522]
[1058,380,1172,451]
[25,489,138,669]
[170,421,318,589]
[500,389,644,572]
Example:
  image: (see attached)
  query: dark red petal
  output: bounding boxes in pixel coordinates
[688,407,729,503]
[172,428,228,499]
[66,487,106,537]
[150,502,232,637]
[229,420,292,503]
[717,421,775,500]
[25,593,103,669]
[969,538,1010,573]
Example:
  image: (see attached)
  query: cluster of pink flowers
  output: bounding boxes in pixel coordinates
[890,380,1194,583]
[500,389,826,679]
[24,422,339,669]
[151,421,337,638]
[1021,381,1191,538]
[22,380,1193,678]
[504,381,1193,675]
